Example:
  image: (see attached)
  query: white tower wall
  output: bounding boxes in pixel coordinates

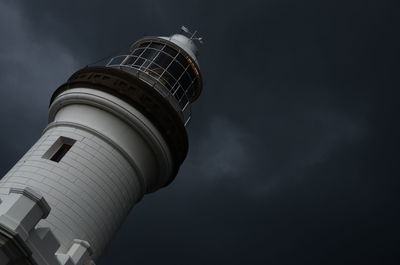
[0,88,173,260]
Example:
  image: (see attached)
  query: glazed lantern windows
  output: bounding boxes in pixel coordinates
[123,41,198,107]
[106,40,200,126]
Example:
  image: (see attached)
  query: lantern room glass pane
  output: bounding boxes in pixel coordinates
[132,48,144,56]
[139,42,150,48]
[167,61,185,80]
[141,48,159,61]
[163,46,178,57]
[187,82,196,98]
[179,96,188,108]
[153,52,173,68]
[160,71,177,91]
[149,43,164,50]
[176,54,189,68]
[178,72,192,92]
[187,67,196,80]
[175,86,185,100]
[122,56,137,65]
[133,57,145,68]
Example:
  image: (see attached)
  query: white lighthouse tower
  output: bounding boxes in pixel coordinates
[0,27,203,265]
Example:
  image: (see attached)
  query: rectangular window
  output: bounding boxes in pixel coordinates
[42,136,76,163]
[50,143,72,162]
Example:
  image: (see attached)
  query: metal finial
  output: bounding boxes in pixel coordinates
[180,26,204,44]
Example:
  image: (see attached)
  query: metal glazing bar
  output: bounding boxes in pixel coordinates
[106,55,126,66]
[159,52,180,83]
[130,44,149,66]
[120,55,132,65]
[184,115,191,127]
[172,64,191,95]
[177,65,190,94]
[182,100,190,111]
[143,46,164,71]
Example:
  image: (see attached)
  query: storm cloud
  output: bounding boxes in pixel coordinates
[0,0,399,264]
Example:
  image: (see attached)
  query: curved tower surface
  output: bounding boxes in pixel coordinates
[0,28,203,265]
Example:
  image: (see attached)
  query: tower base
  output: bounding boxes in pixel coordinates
[0,187,94,265]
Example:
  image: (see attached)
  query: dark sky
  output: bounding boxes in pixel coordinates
[1,0,399,264]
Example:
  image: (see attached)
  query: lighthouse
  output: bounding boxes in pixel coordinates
[0,27,203,265]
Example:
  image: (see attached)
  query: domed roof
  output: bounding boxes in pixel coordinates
[159,34,200,67]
